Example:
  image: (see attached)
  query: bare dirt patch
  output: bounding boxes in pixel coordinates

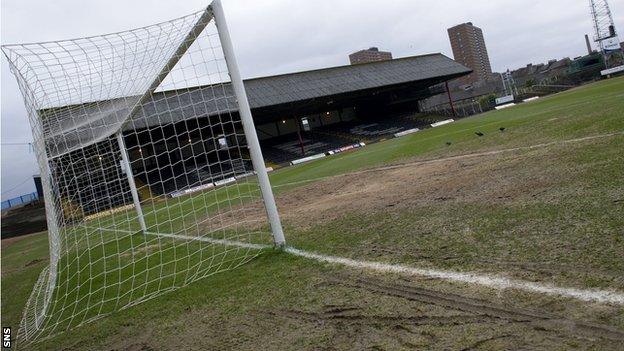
[25,258,44,267]
[120,244,162,258]
[199,134,624,247]
[342,275,624,342]
[220,142,584,231]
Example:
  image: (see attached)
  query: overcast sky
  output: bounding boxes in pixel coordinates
[1,0,623,200]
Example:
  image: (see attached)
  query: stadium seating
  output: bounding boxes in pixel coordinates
[262,134,347,164]
[322,114,435,142]
[142,158,253,197]
[260,113,443,165]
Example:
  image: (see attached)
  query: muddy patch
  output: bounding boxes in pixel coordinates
[214,144,582,232]
[25,258,44,267]
[120,244,162,258]
[339,275,624,342]
[274,150,567,228]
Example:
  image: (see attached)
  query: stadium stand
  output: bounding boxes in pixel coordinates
[23,54,470,213]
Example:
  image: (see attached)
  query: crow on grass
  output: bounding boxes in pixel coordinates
[500,127,506,132]
[475,132,484,137]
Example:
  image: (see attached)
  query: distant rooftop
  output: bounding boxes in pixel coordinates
[448,22,480,30]
[348,47,393,65]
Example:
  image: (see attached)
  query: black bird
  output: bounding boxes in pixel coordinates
[475,132,484,137]
[446,141,452,146]
[500,127,506,132]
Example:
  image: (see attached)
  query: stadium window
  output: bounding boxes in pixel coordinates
[218,136,228,149]
[301,118,311,132]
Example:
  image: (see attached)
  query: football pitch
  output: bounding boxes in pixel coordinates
[2,77,624,350]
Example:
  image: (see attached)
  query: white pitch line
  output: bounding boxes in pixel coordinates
[285,247,624,305]
[146,231,270,250]
[105,228,624,305]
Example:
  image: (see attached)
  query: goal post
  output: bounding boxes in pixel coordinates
[2,1,285,346]
[211,0,286,247]
[116,131,147,233]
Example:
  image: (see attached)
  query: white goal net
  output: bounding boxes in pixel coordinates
[2,1,284,346]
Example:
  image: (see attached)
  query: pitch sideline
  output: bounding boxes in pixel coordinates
[146,231,624,305]
[284,247,624,305]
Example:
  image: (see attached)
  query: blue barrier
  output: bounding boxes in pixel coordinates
[1,192,39,210]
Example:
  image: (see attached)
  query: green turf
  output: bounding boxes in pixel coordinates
[270,77,623,186]
[2,77,623,350]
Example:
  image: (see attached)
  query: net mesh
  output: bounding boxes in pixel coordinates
[2,6,273,346]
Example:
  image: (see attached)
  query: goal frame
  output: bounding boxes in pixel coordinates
[211,0,286,247]
[113,0,286,246]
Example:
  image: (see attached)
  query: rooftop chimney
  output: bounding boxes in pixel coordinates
[585,34,593,55]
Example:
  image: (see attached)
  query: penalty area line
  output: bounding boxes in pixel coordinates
[145,231,271,250]
[285,247,624,305]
